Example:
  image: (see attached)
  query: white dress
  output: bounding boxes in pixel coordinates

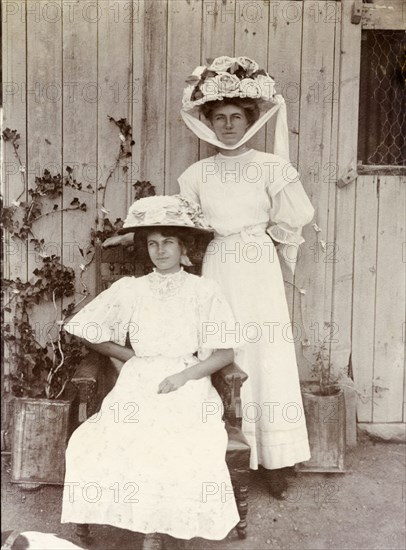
[179,149,314,470]
[62,270,240,540]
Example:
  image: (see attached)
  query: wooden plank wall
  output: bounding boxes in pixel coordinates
[25,0,63,345]
[372,176,405,422]
[2,1,405,425]
[62,0,98,310]
[294,1,339,378]
[2,0,136,304]
[352,175,379,422]
[2,0,28,378]
[267,1,304,317]
[332,0,361,386]
[352,175,406,423]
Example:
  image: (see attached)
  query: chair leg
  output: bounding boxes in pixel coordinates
[234,482,248,539]
[229,464,250,539]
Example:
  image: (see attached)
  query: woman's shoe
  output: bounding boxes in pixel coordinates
[142,533,163,550]
[279,466,297,478]
[258,466,289,500]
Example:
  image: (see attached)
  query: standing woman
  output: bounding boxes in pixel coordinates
[178,56,314,488]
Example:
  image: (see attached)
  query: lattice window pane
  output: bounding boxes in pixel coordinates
[358,30,406,166]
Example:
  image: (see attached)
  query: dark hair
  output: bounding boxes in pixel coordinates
[132,227,209,273]
[145,227,194,252]
[200,97,260,126]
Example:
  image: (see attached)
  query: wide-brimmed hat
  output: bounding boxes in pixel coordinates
[118,194,214,236]
[180,55,290,160]
[182,56,276,111]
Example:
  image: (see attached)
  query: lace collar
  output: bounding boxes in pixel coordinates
[148,268,188,300]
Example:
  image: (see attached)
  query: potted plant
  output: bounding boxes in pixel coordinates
[298,338,347,473]
[2,251,86,486]
[0,128,93,485]
[1,121,141,485]
[2,260,86,485]
[283,225,357,473]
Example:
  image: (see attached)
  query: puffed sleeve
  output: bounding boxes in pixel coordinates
[264,158,314,274]
[178,162,201,205]
[197,278,238,360]
[63,277,135,346]
[266,162,314,246]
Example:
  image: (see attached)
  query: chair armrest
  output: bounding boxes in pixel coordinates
[72,351,249,429]
[211,362,248,428]
[215,362,248,385]
[71,350,116,422]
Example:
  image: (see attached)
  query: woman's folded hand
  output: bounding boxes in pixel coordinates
[158,371,189,394]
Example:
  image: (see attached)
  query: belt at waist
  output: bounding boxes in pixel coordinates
[213,225,271,244]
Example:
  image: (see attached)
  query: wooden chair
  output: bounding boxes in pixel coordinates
[71,241,251,543]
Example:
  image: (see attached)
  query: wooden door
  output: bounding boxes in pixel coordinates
[333,1,405,430]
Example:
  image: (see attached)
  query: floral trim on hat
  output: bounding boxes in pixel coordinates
[182,56,276,111]
[122,194,213,232]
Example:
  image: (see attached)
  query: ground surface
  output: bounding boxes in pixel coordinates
[2,433,405,550]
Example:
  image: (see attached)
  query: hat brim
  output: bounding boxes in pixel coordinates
[118,224,214,237]
[184,96,272,116]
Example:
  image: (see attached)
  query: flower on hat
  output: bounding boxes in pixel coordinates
[178,196,212,229]
[236,56,259,74]
[208,56,235,73]
[239,78,262,99]
[199,79,223,103]
[201,72,241,100]
[182,55,276,111]
[121,194,212,232]
[255,74,275,100]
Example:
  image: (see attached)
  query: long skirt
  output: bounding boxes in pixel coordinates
[203,233,311,470]
[61,354,239,540]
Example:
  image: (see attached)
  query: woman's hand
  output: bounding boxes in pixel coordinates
[76,338,135,363]
[158,371,189,394]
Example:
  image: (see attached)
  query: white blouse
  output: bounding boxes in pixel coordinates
[178,149,314,246]
[64,270,238,359]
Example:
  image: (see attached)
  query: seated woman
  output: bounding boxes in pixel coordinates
[61,195,240,550]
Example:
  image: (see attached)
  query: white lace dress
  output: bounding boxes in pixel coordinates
[179,149,314,470]
[61,270,240,540]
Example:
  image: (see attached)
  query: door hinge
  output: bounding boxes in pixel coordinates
[351,0,363,24]
[337,167,358,188]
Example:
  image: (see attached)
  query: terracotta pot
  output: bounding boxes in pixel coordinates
[11,383,78,485]
[298,383,346,473]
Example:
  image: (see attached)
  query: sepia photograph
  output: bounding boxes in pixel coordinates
[1,1,405,549]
